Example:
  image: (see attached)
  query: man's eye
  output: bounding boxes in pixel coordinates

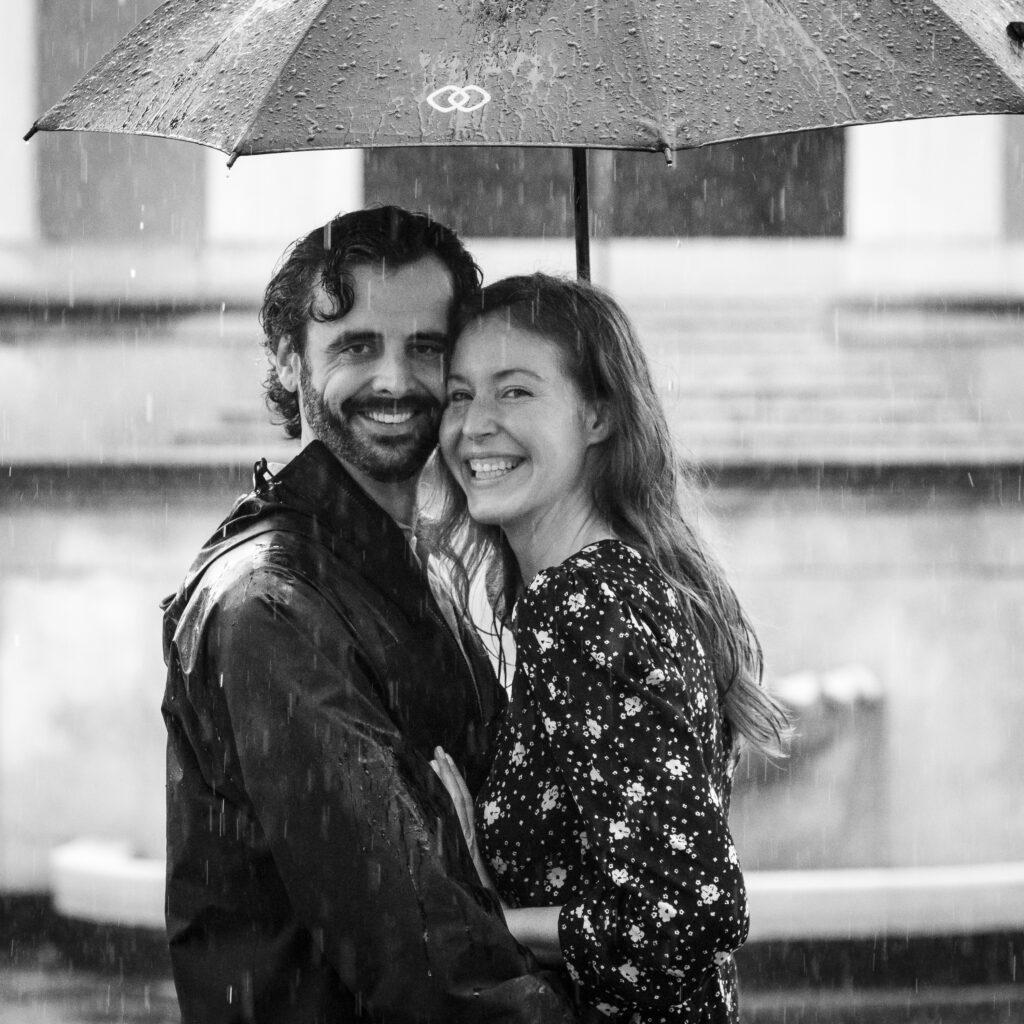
[339,342,371,356]
[412,342,445,357]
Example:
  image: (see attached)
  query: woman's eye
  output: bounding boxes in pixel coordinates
[502,386,531,400]
[446,390,470,405]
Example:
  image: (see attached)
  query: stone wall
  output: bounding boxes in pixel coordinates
[1,463,1021,890]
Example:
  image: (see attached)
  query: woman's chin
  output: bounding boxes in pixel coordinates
[465,504,504,528]
[464,496,517,529]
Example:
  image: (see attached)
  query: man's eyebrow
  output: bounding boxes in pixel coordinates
[327,329,382,346]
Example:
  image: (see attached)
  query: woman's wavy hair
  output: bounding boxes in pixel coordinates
[429,273,788,754]
[259,205,482,438]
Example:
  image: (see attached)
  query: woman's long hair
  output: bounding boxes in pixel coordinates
[429,273,787,754]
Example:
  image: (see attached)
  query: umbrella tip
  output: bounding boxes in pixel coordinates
[662,143,675,168]
[23,124,38,143]
[226,151,239,169]
[1009,22,1024,46]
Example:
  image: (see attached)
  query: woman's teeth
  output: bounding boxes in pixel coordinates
[468,458,521,481]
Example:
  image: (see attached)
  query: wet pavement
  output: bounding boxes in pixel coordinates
[1,965,179,1024]
[4,934,1024,1024]
[0,899,178,1024]
[3,891,1023,1023]
[4,965,1024,1024]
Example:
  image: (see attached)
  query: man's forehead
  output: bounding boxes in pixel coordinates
[348,257,454,314]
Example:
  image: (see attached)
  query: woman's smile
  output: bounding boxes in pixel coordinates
[465,456,525,482]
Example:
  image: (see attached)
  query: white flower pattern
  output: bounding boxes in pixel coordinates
[657,901,678,922]
[700,884,721,904]
[546,866,567,889]
[535,630,554,652]
[668,832,690,852]
[625,781,646,803]
[475,540,745,1024]
[618,963,639,984]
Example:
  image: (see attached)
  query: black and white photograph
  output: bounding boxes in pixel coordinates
[2,2,1023,1022]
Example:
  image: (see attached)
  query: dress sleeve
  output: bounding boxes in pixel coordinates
[197,566,574,1024]
[520,564,748,1017]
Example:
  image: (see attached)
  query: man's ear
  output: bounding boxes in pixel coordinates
[274,335,301,394]
[585,400,614,446]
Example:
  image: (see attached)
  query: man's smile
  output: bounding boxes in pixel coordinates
[361,408,418,426]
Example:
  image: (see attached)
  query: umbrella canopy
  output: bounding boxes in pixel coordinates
[26,0,1024,276]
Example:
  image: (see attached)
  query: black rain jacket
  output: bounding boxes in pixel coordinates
[161,441,574,1024]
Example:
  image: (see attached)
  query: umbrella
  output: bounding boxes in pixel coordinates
[25,0,1024,279]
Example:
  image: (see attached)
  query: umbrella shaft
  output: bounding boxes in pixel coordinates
[572,148,591,282]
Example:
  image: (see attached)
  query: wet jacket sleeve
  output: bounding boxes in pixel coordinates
[201,565,575,1024]
[520,568,748,1018]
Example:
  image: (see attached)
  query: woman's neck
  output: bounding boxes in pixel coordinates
[505,501,615,585]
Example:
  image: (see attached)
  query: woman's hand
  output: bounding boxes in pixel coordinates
[431,746,477,856]
[431,747,560,964]
[431,747,497,893]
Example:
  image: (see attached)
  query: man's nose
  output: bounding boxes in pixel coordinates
[370,347,415,395]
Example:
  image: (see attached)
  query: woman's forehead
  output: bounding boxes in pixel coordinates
[451,315,564,374]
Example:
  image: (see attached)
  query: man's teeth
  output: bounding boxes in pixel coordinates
[468,458,521,480]
[364,409,415,424]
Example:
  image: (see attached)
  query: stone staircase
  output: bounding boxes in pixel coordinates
[627,298,1024,467]
[2,299,1022,467]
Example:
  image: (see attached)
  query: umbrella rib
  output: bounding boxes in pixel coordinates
[626,0,670,149]
[226,0,336,166]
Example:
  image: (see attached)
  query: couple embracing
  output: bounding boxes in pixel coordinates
[161,206,786,1024]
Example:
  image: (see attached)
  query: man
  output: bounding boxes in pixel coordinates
[161,207,573,1023]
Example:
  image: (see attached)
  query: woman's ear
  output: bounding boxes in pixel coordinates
[585,400,614,445]
[274,335,301,394]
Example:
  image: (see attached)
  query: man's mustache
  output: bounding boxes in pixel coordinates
[341,395,441,418]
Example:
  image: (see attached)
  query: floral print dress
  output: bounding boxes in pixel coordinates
[476,540,748,1023]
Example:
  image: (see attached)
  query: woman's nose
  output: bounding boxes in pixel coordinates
[460,396,498,438]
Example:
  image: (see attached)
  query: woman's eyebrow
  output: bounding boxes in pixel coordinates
[447,367,546,384]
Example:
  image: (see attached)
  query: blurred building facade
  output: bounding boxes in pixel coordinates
[1,0,1023,896]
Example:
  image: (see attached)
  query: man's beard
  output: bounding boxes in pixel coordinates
[299,362,441,483]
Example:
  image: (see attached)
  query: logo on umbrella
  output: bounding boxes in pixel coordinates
[426,85,491,113]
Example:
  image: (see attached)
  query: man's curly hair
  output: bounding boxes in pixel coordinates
[259,205,482,439]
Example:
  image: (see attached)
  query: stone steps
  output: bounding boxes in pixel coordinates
[3,301,1022,467]
[619,298,1024,463]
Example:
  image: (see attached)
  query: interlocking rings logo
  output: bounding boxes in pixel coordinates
[427,84,492,114]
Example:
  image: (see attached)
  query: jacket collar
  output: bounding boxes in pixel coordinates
[263,440,428,610]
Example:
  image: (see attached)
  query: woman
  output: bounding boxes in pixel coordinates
[430,274,787,1023]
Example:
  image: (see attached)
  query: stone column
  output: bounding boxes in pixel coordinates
[843,115,1020,295]
[845,115,1006,243]
[0,0,38,244]
[205,150,365,250]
